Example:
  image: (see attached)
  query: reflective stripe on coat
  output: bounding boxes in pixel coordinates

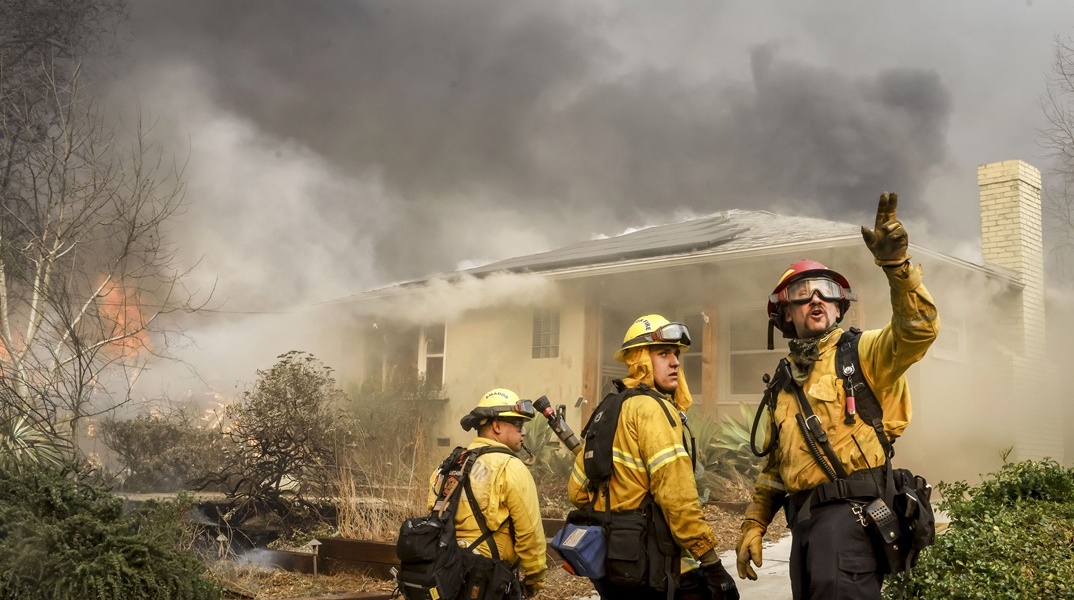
[567,391,718,560]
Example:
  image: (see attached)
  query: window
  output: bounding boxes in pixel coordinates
[420,324,445,387]
[532,309,560,358]
[724,305,785,401]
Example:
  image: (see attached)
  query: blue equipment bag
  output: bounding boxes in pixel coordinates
[550,523,606,579]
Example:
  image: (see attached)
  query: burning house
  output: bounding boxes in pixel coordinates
[330,159,1063,486]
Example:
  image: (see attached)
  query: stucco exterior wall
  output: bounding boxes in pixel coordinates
[433,282,589,449]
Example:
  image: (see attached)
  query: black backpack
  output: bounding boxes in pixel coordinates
[565,381,686,592]
[582,381,676,488]
[395,446,520,600]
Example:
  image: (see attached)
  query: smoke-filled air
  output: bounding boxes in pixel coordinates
[83,0,1073,402]
[8,0,1074,415]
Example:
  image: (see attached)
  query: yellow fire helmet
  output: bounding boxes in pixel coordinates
[459,388,537,431]
[613,314,692,363]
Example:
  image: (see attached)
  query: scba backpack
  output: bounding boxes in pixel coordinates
[395,446,521,600]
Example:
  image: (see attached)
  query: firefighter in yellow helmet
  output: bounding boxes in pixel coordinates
[568,315,739,600]
[736,193,940,599]
[428,388,547,598]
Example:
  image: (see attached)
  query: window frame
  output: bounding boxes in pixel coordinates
[418,323,446,388]
[532,308,560,359]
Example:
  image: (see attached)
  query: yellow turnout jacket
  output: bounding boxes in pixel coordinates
[567,387,718,560]
[745,261,940,528]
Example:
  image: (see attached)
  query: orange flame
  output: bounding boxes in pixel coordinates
[97,276,151,357]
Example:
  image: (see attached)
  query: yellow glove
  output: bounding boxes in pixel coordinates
[860,192,910,267]
[736,521,765,580]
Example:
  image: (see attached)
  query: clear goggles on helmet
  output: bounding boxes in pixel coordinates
[624,322,692,347]
[773,277,847,305]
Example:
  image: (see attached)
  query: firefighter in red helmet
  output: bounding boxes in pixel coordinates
[737,193,940,599]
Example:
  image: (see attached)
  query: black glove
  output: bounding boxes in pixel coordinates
[701,560,740,600]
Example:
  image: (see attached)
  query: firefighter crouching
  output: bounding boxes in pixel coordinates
[569,314,739,600]
[736,193,940,599]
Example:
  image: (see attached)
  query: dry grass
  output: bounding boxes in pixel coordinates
[335,421,438,541]
[207,561,396,599]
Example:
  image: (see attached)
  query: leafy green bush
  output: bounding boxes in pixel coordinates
[884,459,1074,599]
[0,464,220,599]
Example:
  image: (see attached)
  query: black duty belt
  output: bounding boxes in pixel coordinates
[787,467,886,525]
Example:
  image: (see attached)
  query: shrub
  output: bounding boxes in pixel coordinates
[691,404,766,503]
[0,464,220,599]
[100,406,227,492]
[194,351,356,530]
[326,372,446,542]
[342,371,446,487]
[884,459,1074,599]
[0,414,72,474]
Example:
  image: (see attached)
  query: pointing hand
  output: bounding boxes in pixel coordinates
[861,192,910,267]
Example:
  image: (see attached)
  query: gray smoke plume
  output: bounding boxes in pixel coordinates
[111,0,984,306]
[94,0,1072,399]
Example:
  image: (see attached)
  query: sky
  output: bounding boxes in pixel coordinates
[98,0,1074,394]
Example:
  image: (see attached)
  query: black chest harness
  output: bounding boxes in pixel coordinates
[751,328,894,519]
[749,328,936,574]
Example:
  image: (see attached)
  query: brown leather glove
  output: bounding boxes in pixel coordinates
[861,192,910,267]
[736,521,765,580]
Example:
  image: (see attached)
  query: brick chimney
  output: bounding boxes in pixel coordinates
[977,159,1054,460]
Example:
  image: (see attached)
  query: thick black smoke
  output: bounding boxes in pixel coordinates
[122,0,952,297]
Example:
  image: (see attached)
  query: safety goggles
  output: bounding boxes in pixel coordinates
[774,277,847,305]
[624,322,692,347]
[498,418,526,431]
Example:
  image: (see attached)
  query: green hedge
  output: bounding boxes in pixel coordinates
[885,459,1074,599]
[0,465,220,599]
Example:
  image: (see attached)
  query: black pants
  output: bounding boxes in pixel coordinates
[789,500,883,600]
[593,568,710,600]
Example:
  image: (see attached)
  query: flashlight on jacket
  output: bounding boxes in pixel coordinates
[532,395,582,456]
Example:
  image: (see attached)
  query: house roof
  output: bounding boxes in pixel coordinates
[463,210,864,277]
[464,212,745,276]
[332,209,1017,303]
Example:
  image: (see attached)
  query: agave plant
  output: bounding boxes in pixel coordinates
[712,402,767,479]
[689,403,767,503]
[0,415,72,474]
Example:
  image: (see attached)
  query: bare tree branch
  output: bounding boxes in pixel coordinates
[0,0,210,459]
